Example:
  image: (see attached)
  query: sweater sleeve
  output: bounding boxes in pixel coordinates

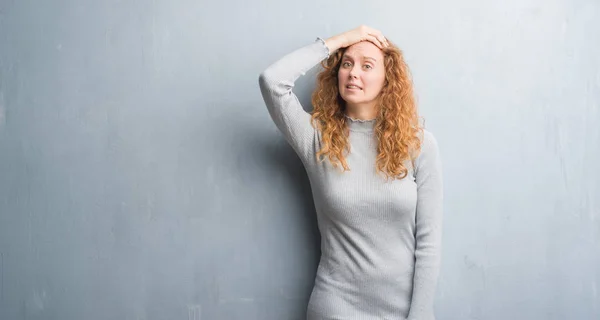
[258,39,330,161]
[407,130,444,320]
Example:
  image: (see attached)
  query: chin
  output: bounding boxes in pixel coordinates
[339,93,358,103]
[341,96,366,105]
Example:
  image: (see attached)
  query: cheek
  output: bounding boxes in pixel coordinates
[337,71,346,88]
[366,73,386,91]
[358,78,383,98]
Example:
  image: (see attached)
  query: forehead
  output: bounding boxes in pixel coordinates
[343,42,384,61]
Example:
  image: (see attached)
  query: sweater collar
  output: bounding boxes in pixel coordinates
[345,115,376,133]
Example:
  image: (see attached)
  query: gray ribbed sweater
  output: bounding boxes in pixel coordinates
[258,39,443,320]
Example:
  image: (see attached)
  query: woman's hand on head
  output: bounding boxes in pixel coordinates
[324,25,389,53]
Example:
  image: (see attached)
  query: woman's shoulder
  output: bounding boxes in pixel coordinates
[421,129,438,147]
[415,128,440,161]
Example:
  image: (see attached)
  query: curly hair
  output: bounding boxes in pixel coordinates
[309,41,424,181]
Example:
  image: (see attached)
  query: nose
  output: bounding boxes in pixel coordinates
[349,65,360,79]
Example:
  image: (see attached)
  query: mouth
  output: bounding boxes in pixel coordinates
[346,84,362,90]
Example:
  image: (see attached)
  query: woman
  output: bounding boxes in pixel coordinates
[259,25,443,320]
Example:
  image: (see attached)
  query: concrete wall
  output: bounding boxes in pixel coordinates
[1,0,598,319]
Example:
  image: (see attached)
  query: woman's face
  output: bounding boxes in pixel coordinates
[338,41,387,109]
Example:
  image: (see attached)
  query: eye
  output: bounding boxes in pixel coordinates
[364,64,373,70]
[342,62,352,67]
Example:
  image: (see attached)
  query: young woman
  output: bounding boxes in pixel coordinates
[259,25,444,320]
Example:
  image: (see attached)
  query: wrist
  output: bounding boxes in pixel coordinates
[324,35,344,53]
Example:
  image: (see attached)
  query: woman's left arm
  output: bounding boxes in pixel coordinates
[407,130,444,320]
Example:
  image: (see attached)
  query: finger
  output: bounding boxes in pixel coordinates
[366,34,384,49]
[376,33,388,47]
[378,35,388,47]
[368,29,388,48]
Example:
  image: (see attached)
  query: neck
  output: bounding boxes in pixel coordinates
[344,103,377,120]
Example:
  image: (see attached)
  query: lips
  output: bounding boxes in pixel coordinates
[346,84,362,90]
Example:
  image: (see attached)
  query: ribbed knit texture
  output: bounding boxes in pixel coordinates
[258,39,444,320]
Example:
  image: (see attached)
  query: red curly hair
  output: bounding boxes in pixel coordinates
[309,41,424,180]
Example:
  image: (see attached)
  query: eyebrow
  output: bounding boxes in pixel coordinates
[342,55,378,62]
